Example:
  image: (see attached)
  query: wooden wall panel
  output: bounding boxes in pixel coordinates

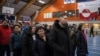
[35,0,77,22]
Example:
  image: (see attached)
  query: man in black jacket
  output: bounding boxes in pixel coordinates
[49,14,72,56]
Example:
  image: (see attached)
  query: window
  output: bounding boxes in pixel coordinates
[44,13,52,18]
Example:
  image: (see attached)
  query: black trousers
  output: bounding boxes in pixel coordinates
[13,48,22,56]
[77,53,86,56]
[90,32,94,37]
[0,45,10,56]
[72,45,76,56]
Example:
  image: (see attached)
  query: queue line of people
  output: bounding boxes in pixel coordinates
[0,14,88,56]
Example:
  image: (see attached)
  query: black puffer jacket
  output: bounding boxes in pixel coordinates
[22,33,38,56]
[36,35,54,56]
[22,33,53,56]
[49,20,72,56]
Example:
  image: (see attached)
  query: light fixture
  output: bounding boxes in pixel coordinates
[38,0,46,4]
[62,6,64,8]
[65,11,67,13]
[68,12,72,15]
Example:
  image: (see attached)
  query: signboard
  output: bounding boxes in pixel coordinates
[19,16,31,22]
[64,0,75,4]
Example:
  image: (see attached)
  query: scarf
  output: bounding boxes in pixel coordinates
[81,31,87,42]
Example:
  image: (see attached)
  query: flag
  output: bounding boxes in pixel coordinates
[78,2,98,21]
[79,8,98,21]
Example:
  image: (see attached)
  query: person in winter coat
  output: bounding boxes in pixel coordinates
[49,14,72,56]
[10,25,22,56]
[70,24,77,56]
[22,26,36,56]
[44,24,51,35]
[0,20,12,56]
[89,25,94,37]
[76,23,88,56]
[35,26,53,56]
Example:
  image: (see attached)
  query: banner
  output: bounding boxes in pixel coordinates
[77,0,96,2]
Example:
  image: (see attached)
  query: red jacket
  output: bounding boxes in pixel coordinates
[0,25,12,45]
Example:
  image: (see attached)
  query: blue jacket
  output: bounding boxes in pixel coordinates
[22,26,28,33]
[10,32,23,51]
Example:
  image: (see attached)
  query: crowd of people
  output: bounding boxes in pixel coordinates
[0,14,88,56]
